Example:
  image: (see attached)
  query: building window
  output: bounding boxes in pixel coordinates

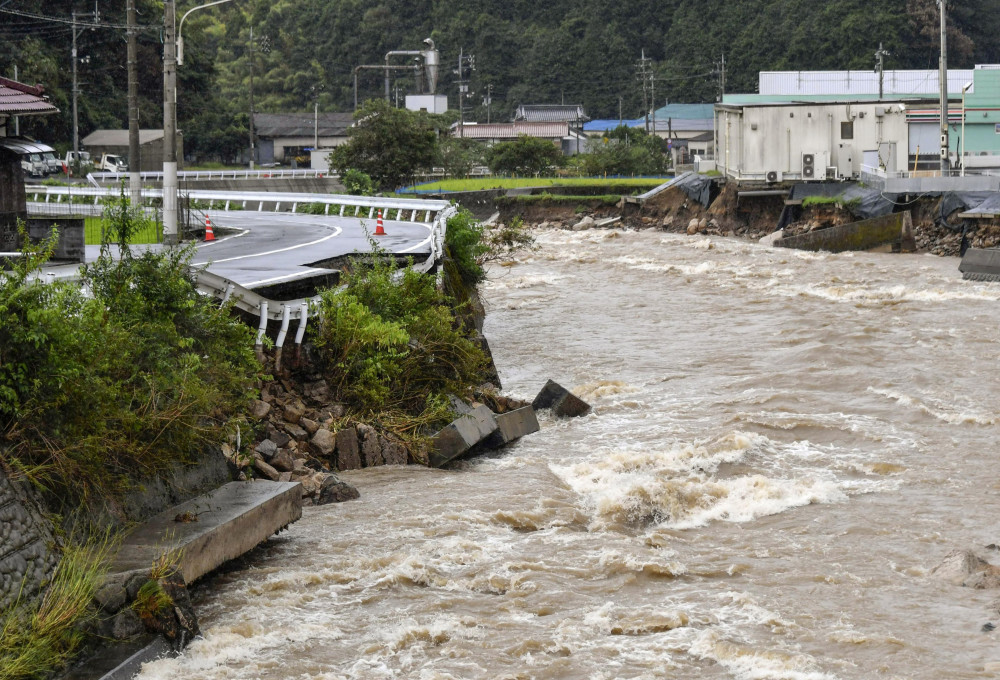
[841,122,854,140]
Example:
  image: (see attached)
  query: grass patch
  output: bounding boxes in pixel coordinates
[801,195,862,211]
[0,543,109,680]
[84,216,161,245]
[403,176,670,193]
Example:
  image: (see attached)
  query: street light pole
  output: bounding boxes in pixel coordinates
[938,0,950,174]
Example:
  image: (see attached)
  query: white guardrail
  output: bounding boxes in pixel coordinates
[26,183,455,359]
[90,168,334,182]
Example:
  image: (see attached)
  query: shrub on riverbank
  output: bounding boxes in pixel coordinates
[0,200,261,513]
[311,252,488,441]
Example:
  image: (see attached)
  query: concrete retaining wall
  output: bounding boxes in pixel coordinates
[0,467,60,611]
[775,211,913,253]
[27,217,85,262]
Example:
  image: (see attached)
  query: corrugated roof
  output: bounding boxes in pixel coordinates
[452,122,570,139]
[759,69,978,97]
[652,103,715,120]
[254,112,355,138]
[82,129,167,146]
[0,76,59,116]
[514,104,589,123]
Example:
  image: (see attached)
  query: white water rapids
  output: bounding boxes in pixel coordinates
[138,229,1000,679]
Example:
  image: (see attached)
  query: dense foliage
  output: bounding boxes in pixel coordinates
[0,201,260,510]
[575,125,671,176]
[3,1,1000,162]
[485,135,564,176]
[310,254,488,420]
[328,100,439,190]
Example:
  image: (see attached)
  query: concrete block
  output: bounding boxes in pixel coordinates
[960,248,1000,281]
[111,481,302,584]
[428,405,498,468]
[483,406,540,449]
[532,380,591,417]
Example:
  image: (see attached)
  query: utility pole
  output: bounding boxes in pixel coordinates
[485,83,492,124]
[618,96,622,127]
[637,50,651,132]
[13,65,18,136]
[127,0,140,204]
[72,12,80,155]
[875,43,890,99]
[163,0,178,244]
[720,53,727,101]
[455,48,474,137]
[71,5,98,157]
[249,26,256,169]
[650,65,656,138]
[938,0,950,173]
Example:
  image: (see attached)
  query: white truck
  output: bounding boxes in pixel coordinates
[63,150,93,176]
[98,153,128,173]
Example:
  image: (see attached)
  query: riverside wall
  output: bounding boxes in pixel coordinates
[0,467,60,611]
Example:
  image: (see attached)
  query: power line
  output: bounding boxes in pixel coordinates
[0,7,158,31]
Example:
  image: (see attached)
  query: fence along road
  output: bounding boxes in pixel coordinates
[26,185,455,358]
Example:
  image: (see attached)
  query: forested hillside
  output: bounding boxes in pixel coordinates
[2,0,999,161]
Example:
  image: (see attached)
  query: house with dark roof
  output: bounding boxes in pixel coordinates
[514,104,589,124]
[253,112,355,165]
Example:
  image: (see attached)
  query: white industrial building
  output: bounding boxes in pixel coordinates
[715,100,912,182]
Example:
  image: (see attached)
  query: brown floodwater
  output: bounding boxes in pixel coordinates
[138,229,1000,679]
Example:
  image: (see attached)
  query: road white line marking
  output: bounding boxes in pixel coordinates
[204,226,343,264]
[398,223,434,253]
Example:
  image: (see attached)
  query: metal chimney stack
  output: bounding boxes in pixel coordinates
[422,39,439,94]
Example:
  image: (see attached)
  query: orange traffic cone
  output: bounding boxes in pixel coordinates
[374,210,386,236]
[205,214,215,241]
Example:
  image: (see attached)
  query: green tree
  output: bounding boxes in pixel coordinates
[439,137,485,178]
[328,99,438,191]
[485,135,563,176]
[579,125,670,176]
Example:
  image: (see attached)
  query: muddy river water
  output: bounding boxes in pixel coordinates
[139,229,1000,679]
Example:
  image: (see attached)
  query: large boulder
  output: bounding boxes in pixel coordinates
[310,428,337,457]
[931,549,1000,588]
[315,474,360,505]
[532,380,591,417]
[336,427,362,471]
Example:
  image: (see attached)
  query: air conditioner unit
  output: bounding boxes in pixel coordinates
[766,170,783,183]
[802,153,816,179]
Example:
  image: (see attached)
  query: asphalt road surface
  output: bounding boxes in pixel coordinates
[189,211,433,289]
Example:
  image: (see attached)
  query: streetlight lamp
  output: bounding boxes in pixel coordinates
[962,81,973,177]
[178,0,234,66]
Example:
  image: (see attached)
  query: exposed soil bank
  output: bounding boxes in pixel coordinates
[487,182,1000,257]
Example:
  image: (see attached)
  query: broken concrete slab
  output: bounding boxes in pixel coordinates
[532,380,592,417]
[428,405,498,468]
[112,481,302,584]
[482,406,540,449]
